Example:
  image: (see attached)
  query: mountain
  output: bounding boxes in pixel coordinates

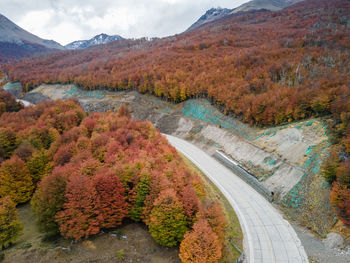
[187,0,304,30]
[65,33,124,50]
[0,13,63,62]
[231,0,304,13]
[187,8,232,31]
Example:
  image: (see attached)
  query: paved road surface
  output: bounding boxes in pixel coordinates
[166,135,309,263]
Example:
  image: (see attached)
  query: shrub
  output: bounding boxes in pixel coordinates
[116,249,124,260]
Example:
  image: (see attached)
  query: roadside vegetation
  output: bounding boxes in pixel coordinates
[181,154,243,262]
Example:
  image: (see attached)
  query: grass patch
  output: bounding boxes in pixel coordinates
[4,205,180,263]
[15,203,46,249]
[180,153,244,262]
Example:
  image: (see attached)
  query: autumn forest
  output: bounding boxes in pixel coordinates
[2,0,349,225]
[0,0,350,261]
[0,96,226,262]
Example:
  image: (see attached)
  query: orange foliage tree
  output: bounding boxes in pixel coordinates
[179,219,222,263]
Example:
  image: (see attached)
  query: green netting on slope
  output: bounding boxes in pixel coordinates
[85,90,105,99]
[182,99,257,140]
[283,140,330,211]
[63,85,112,99]
[146,96,171,114]
[3,82,22,95]
[65,86,79,96]
[263,156,276,166]
[282,167,336,235]
[282,174,307,209]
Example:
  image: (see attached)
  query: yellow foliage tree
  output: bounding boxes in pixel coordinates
[0,196,22,248]
[0,156,34,204]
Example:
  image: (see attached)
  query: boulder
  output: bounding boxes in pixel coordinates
[323,232,344,249]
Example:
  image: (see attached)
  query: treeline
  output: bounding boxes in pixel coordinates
[0,89,23,117]
[0,99,226,262]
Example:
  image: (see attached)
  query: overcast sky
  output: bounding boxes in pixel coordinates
[0,0,249,45]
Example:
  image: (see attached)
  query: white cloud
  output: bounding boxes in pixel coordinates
[18,9,54,36]
[85,8,138,32]
[0,0,250,45]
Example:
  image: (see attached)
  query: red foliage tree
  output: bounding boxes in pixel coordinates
[201,201,226,242]
[330,182,350,225]
[179,184,200,222]
[93,168,129,228]
[336,160,350,188]
[0,89,23,115]
[53,143,76,166]
[56,175,100,240]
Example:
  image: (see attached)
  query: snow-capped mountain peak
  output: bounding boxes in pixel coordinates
[187,0,304,31]
[65,33,124,50]
[187,7,231,31]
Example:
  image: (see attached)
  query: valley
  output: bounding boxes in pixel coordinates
[4,81,350,262]
[1,0,350,262]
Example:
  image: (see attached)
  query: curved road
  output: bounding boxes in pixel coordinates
[166,135,309,263]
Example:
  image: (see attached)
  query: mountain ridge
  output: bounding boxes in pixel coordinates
[0,13,63,49]
[0,13,63,62]
[65,33,124,50]
[187,7,232,31]
[187,0,304,31]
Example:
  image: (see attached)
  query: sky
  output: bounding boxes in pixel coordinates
[0,0,249,45]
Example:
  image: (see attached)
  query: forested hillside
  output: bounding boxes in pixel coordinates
[2,0,350,224]
[0,98,226,262]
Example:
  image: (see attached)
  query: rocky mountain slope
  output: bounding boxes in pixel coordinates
[65,33,124,50]
[188,0,304,30]
[231,0,304,13]
[0,13,63,62]
[187,8,232,31]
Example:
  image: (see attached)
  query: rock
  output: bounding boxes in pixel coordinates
[323,232,344,249]
[82,240,96,249]
[22,92,50,104]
